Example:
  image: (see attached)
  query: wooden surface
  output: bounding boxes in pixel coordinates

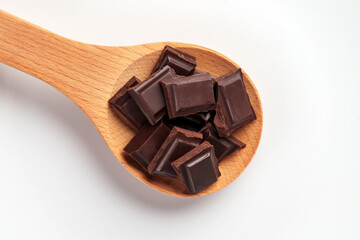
[0,10,263,197]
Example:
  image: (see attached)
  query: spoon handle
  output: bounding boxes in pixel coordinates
[0,10,82,92]
[0,10,132,108]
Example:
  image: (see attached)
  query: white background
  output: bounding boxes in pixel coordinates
[1,0,359,239]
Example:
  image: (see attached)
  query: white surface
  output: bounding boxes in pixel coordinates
[1,0,360,239]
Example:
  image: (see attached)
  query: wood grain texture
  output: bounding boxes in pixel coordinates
[0,9,263,197]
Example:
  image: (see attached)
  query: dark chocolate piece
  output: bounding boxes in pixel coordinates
[124,121,171,170]
[168,112,213,132]
[200,122,246,162]
[171,141,220,193]
[148,127,203,178]
[108,76,147,129]
[161,73,216,119]
[129,66,176,125]
[213,69,256,137]
[152,45,196,76]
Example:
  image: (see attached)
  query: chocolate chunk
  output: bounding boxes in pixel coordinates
[168,112,213,132]
[124,121,171,170]
[161,73,216,119]
[148,127,203,178]
[213,69,256,137]
[171,141,220,193]
[108,76,147,129]
[129,66,176,125]
[152,45,196,76]
[200,122,246,162]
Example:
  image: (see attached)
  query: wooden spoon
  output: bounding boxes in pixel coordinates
[0,10,263,197]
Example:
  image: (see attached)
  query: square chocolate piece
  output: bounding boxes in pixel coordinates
[108,76,147,129]
[200,122,246,162]
[171,141,221,193]
[161,73,216,119]
[148,127,203,178]
[213,69,256,137]
[129,66,176,125]
[124,121,171,170]
[151,45,196,76]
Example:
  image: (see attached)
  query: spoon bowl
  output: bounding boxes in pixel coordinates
[0,10,263,196]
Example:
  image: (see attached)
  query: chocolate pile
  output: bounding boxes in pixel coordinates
[109,45,256,194]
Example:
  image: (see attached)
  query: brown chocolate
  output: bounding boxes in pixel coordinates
[200,122,246,162]
[152,45,196,76]
[161,73,216,119]
[124,121,171,170]
[129,66,176,125]
[148,127,203,178]
[213,69,256,137]
[108,76,147,129]
[171,141,220,193]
